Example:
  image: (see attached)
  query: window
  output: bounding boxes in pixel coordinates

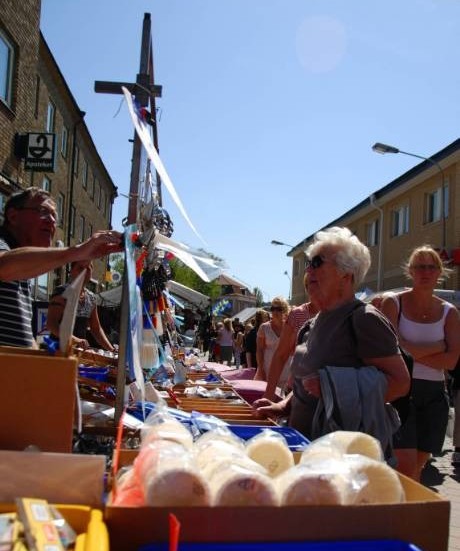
[366,219,379,247]
[425,183,449,224]
[82,160,88,189]
[46,101,55,132]
[0,30,14,106]
[34,75,40,118]
[70,205,76,237]
[41,176,51,192]
[95,182,100,208]
[36,273,49,297]
[73,146,79,175]
[391,205,409,237]
[89,175,95,198]
[106,196,111,220]
[0,192,7,224]
[100,188,105,211]
[56,193,65,227]
[79,215,85,242]
[61,126,68,157]
[88,223,93,239]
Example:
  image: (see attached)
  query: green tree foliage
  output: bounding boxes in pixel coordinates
[170,258,221,299]
[253,286,264,306]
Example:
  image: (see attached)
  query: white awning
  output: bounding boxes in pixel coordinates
[98,280,210,309]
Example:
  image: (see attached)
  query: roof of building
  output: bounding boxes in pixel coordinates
[287,138,460,256]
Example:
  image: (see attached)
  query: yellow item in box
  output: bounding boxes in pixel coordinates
[16,498,65,551]
[0,504,108,551]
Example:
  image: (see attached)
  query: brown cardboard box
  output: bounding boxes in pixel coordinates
[105,474,449,551]
[0,346,77,452]
[0,451,106,507]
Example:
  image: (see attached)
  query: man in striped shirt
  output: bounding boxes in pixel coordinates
[0,187,123,348]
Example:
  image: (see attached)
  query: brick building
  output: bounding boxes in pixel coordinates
[287,139,460,305]
[0,0,117,299]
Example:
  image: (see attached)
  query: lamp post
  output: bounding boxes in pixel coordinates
[372,142,447,250]
[271,239,294,248]
[283,270,292,302]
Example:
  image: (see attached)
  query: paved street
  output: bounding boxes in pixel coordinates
[421,434,460,551]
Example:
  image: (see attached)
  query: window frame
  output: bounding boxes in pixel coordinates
[61,126,68,158]
[0,29,14,107]
[56,192,65,228]
[425,183,449,224]
[41,176,51,193]
[70,205,76,237]
[79,214,85,242]
[366,218,379,247]
[46,100,55,132]
[391,204,410,237]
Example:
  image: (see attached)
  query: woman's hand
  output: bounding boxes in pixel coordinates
[252,396,290,419]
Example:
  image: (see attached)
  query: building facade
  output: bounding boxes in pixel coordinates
[289,139,460,305]
[0,0,117,298]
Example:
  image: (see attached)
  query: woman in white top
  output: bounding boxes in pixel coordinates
[255,296,291,391]
[381,245,460,480]
[218,318,234,366]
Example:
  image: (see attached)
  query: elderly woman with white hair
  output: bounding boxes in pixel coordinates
[254,227,410,448]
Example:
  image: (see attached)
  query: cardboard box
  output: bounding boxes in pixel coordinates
[105,475,449,551]
[0,346,77,452]
[0,451,106,507]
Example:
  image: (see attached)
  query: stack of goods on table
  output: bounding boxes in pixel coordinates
[105,415,449,551]
[112,410,405,508]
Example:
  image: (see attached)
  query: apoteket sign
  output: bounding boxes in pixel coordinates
[24,132,56,171]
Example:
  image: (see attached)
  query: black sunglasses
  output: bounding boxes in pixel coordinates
[306,255,326,270]
[270,306,284,312]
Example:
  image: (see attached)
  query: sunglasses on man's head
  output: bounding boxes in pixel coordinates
[270,306,284,312]
[305,255,326,270]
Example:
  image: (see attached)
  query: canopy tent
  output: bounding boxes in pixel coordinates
[231,306,259,324]
[98,280,210,310]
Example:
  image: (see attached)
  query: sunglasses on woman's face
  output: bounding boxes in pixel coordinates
[305,254,327,270]
[270,306,284,312]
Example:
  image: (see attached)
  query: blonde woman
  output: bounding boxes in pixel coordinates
[218,318,234,366]
[381,245,460,480]
[255,296,291,389]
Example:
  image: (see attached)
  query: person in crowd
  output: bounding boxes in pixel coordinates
[0,187,123,348]
[253,227,410,445]
[241,321,253,368]
[380,245,460,480]
[263,274,319,400]
[233,321,244,369]
[449,359,460,466]
[254,296,291,390]
[211,321,223,362]
[244,309,270,368]
[47,260,115,352]
[218,317,234,365]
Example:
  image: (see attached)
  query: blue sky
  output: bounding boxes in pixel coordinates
[40,0,460,301]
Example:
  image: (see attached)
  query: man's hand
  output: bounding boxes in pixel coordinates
[74,230,124,261]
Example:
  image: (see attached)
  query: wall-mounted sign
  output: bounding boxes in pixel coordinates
[24,133,56,172]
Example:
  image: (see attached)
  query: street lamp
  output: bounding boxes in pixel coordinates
[372,142,447,250]
[271,239,294,248]
[283,270,292,302]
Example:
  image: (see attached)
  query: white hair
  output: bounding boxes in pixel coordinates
[305,226,371,286]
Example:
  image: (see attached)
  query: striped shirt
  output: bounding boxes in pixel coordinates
[0,230,35,347]
[286,302,313,334]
